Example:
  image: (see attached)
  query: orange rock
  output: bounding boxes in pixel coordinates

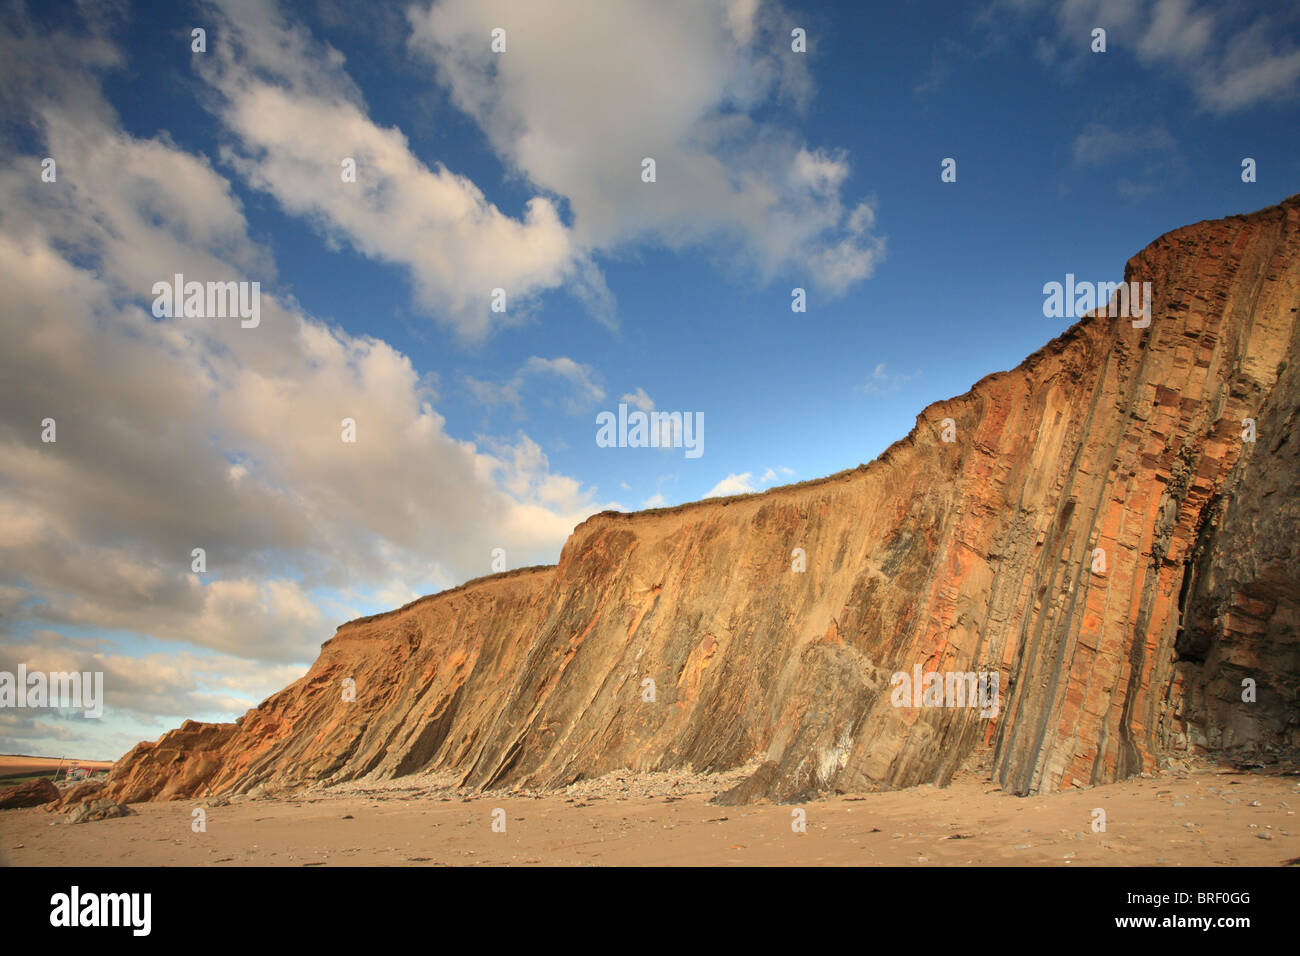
[105,195,1300,805]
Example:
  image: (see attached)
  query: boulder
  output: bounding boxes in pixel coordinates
[67,797,134,824]
[0,777,60,809]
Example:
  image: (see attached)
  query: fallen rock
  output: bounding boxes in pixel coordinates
[48,781,107,812]
[67,798,134,824]
[0,778,60,810]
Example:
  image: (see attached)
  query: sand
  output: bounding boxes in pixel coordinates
[2,764,1296,867]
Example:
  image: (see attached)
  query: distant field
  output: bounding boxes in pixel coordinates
[0,754,115,781]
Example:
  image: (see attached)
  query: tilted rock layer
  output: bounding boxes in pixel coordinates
[107,196,1300,805]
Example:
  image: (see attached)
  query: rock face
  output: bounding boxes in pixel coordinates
[0,777,60,809]
[105,196,1300,805]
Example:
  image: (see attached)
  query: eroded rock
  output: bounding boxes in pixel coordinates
[101,195,1300,805]
[66,798,133,824]
[0,777,59,810]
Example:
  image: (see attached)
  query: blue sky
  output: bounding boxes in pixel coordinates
[1,0,1297,759]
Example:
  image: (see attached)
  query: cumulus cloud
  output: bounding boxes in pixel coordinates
[194,0,611,341]
[0,632,308,757]
[0,14,610,750]
[0,634,305,722]
[187,0,886,336]
[0,0,888,756]
[703,472,758,498]
[408,0,885,294]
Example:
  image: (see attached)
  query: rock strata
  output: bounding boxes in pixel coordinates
[103,196,1300,804]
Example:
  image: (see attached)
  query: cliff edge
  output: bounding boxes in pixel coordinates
[105,195,1300,804]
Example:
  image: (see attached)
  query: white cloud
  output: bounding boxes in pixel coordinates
[703,472,757,498]
[1002,0,1300,113]
[520,357,606,410]
[1070,122,1185,195]
[856,363,920,396]
[0,13,609,721]
[0,632,311,757]
[1071,122,1179,167]
[467,356,606,415]
[621,387,656,413]
[1202,20,1300,112]
[408,0,884,294]
[0,0,883,756]
[195,0,611,341]
[1139,0,1214,61]
[614,387,684,448]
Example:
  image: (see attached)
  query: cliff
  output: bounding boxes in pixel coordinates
[105,195,1300,804]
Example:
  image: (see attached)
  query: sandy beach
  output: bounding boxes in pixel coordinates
[3,764,1296,867]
